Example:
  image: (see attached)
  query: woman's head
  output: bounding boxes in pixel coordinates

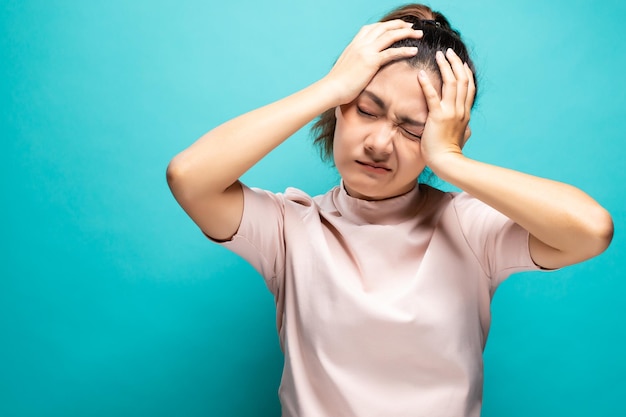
[312,3,476,186]
[332,60,432,200]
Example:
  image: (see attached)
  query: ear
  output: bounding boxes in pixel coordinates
[461,125,472,148]
[335,104,348,120]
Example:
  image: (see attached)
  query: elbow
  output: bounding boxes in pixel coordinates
[166,153,224,204]
[166,154,190,198]
[585,207,614,258]
[166,156,180,189]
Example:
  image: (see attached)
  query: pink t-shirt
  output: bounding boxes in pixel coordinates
[219,182,540,417]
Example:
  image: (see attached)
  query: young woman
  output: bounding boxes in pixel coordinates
[167,4,613,416]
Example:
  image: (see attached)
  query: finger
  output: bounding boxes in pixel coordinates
[445,48,469,118]
[368,24,422,67]
[369,19,417,36]
[379,46,419,65]
[463,62,476,111]
[356,20,409,42]
[353,20,408,43]
[417,69,442,112]
[373,27,422,52]
[436,50,457,105]
[361,19,421,45]
[353,21,383,40]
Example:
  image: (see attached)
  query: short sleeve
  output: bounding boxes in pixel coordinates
[452,193,540,291]
[215,184,287,295]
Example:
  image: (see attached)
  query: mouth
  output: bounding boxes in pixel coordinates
[356,160,392,173]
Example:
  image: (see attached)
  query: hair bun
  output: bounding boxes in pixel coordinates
[432,11,458,35]
[397,12,460,38]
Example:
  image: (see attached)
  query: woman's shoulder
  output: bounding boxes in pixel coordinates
[420,184,489,210]
[283,186,318,207]
[419,183,454,207]
[418,184,501,223]
[244,184,332,211]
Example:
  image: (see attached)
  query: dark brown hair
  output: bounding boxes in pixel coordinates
[311,3,477,177]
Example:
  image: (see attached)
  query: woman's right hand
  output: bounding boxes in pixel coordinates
[167,20,422,241]
[323,19,423,105]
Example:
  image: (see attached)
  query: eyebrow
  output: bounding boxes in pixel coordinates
[361,90,425,127]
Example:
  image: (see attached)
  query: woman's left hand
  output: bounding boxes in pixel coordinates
[417,48,475,173]
[417,49,613,269]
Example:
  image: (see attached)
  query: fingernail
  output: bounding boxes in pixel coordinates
[419,70,427,78]
[447,48,456,56]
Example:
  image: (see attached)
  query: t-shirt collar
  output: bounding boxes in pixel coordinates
[331,180,423,225]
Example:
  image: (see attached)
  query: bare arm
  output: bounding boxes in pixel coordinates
[433,156,613,269]
[167,80,339,240]
[418,49,613,270]
[166,20,424,240]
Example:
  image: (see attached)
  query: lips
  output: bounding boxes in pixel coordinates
[356,160,391,172]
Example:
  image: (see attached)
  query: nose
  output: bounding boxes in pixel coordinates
[364,123,394,158]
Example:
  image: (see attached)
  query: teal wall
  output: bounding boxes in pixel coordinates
[2,0,624,416]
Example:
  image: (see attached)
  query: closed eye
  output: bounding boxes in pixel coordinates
[356,106,377,118]
[401,128,422,140]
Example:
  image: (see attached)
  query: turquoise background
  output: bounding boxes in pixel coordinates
[1,0,624,415]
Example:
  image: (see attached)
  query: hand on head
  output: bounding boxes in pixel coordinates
[417,48,476,168]
[313,5,478,174]
[324,19,423,105]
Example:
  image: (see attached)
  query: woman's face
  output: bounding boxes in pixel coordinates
[333,61,439,200]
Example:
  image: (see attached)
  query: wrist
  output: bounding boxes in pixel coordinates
[426,150,467,183]
[316,75,358,107]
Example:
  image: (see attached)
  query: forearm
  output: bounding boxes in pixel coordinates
[168,78,340,199]
[412,29,612,268]
[431,154,613,266]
